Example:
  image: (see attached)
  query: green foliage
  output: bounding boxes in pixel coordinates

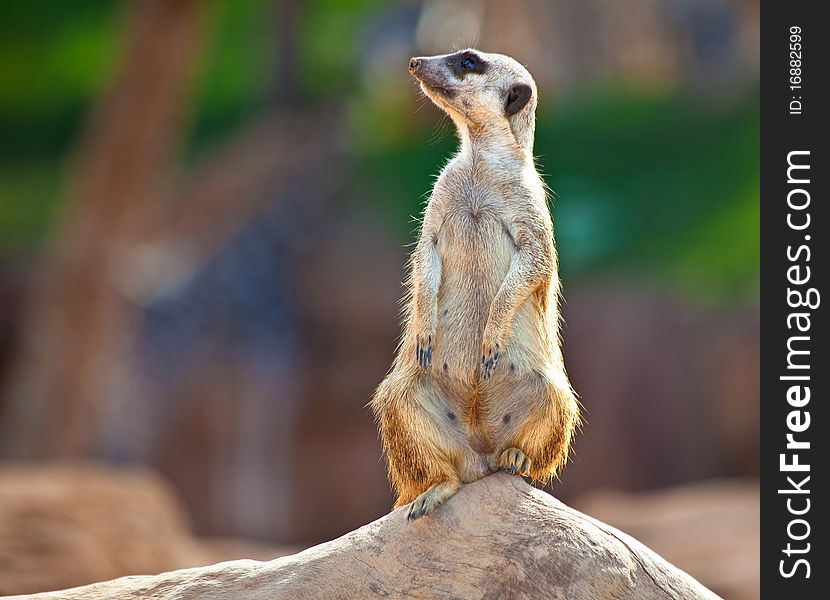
[538,87,760,301]
[0,163,65,248]
[0,1,121,246]
[0,1,122,161]
[296,0,389,98]
[185,0,274,156]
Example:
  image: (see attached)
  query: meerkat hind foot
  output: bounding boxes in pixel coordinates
[406,480,460,521]
[499,447,532,476]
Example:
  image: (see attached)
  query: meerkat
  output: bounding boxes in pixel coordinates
[371,49,580,520]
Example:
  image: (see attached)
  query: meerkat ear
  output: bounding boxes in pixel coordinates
[505,84,532,115]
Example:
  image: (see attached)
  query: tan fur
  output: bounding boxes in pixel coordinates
[371,49,580,518]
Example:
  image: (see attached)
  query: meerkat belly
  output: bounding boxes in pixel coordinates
[434,208,548,375]
[434,210,513,374]
[428,208,553,466]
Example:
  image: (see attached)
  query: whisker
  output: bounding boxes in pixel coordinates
[428,113,451,145]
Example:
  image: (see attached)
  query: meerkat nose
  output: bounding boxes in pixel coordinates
[409,58,421,73]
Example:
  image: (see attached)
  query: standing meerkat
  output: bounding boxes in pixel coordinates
[371,49,579,520]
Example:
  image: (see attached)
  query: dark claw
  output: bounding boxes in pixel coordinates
[480,344,502,379]
[407,501,425,521]
[417,337,434,369]
[482,357,497,379]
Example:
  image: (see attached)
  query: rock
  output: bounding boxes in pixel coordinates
[16,474,720,600]
[0,462,292,596]
[0,462,196,596]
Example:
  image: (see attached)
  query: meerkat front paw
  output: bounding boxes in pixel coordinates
[416,332,434,369]
[499,447,532,476]
[481,343,500,378]
[480,330,502,379]
[406,481,459,520]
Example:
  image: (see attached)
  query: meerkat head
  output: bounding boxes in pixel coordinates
[408,49,537,152]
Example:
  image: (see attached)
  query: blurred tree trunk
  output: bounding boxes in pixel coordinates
[1,0,204,457]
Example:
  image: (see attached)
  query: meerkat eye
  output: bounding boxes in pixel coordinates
[461,56,477,70]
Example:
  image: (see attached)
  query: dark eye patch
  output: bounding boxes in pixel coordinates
[448,51,486,77]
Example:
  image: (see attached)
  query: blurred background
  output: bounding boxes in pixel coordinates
[0,0,758,597]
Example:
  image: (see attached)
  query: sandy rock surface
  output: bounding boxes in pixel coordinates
[0,463,292,596]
